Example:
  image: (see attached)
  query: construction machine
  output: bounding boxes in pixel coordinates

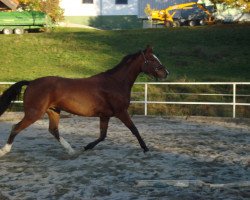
[145,2,214,27]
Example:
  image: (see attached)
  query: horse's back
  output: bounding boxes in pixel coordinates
[23,76,127,117]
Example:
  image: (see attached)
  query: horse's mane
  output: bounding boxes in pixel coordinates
[105,51,140,75]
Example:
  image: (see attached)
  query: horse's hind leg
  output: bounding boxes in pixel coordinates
[84,116,110,150]
[47,108,75,155]
[0,116,38,157]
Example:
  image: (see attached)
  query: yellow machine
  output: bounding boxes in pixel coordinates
[145,2,214,27]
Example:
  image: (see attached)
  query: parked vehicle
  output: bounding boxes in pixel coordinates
[0,11,52,34]
[146,2,214,27]
[145,0,250,28]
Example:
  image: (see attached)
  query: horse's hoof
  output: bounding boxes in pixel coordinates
[68,149,76,156]
[84,144,95,151]
[0,144,12,157]
[143,147,149,153]
[0,150,5,157]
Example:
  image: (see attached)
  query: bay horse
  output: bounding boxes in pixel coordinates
[0,46,169,157]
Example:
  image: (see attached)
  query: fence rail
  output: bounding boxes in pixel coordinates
[131,82,250,118]
[0,82,250,118]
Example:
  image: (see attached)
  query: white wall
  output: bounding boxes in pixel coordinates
[60,0,100,16]
[60,0,138,16]
[102,0,138,15]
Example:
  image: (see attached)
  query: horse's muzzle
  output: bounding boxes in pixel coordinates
[165,68,170,78]
[158,67,169,79]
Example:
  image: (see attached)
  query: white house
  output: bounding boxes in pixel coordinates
[60,0,138,16]
[60,0,143,29]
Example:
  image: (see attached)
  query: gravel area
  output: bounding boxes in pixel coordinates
[0,114,249,199]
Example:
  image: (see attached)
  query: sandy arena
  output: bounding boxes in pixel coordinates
[0,113,250,199]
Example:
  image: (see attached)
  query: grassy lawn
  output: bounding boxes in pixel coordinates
[0,24,249,117]
[0,24,249,82]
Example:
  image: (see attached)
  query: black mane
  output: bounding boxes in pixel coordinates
[105,51,140,75]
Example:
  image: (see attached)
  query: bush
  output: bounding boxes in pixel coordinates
[19,0,64,22]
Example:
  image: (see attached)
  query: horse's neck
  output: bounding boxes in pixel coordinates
[109,61,142,90]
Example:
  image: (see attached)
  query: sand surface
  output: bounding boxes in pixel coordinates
[0,113,249,199]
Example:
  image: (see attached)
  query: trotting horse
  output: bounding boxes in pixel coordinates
[0,46,169,157]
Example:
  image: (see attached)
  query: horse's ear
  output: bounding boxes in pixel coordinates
[145,45,153,54]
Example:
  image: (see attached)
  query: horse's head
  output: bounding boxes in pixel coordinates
[141,46,169,79]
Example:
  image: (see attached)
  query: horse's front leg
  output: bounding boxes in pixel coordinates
[84,116,110,150]
[117,111,149,153]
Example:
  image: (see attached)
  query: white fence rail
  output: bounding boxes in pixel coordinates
[0,82,250,118]
[131,82,250,118]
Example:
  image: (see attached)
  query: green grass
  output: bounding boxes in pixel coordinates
[0,24,250,82]
[0,24,250,117]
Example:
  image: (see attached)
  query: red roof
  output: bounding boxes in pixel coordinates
[0,0,19,10]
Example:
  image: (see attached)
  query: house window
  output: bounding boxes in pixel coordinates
[115,0,128,4]
[82,0,93,4]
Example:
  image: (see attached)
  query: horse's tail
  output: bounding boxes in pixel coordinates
[0,81,30,116]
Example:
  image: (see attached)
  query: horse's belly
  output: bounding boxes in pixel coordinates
[57,98,113,117]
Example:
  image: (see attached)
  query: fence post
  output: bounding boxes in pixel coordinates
[233,83,236,118]
[144,83,148,116]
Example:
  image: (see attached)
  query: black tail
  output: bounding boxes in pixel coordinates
[0,81,30,116]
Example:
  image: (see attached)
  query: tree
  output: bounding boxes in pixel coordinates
[19,0,64,22]
[210,0,250,12]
